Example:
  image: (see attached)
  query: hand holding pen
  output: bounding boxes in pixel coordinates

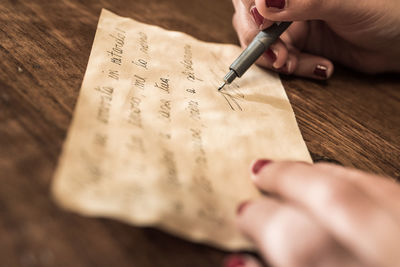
[221,0,400,266]
[229,0,400,82]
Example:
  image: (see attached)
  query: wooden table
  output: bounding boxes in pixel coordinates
[1,0,399,266]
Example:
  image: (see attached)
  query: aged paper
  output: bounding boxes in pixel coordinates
[52,9,312,250]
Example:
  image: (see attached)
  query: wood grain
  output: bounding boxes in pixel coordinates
[0,0,399,266]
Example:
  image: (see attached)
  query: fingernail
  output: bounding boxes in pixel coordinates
[252,159,272,175]
[264,48,277,63]
[314,64,328,78]
[266,0,285,9]
[236,200,250,215]
[223,255,246,267]
[250,6,265,28]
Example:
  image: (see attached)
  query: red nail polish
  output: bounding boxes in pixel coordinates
[250,6,264,28]
[224,255,246,267]
[264,48,277,62]
[266,0,285,9]
[236,201,250,215]
[314,64,328,78]
[252,159,272,175]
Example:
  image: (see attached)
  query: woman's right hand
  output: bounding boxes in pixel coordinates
[232,0,400,79]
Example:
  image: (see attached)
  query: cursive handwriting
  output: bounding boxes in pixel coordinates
[107,28,126,66]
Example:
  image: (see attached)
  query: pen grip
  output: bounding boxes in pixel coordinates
[229,22,292,78]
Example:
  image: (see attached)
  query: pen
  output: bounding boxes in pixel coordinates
[218,21,292,91]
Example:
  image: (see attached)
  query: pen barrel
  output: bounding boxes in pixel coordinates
[229,22,292,78]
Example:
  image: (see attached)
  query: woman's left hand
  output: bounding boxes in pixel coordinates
[224,160,400,267]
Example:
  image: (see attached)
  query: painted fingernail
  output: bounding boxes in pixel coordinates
[223,255,246,267]
[264,48,277,62]
[237,200,250,215]
[266,0,285,9]
[252,159,272,175]
[314,64,328,78]
[250,6,264,28]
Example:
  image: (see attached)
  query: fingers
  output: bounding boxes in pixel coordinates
[250,160,400,267]
[271,38,334,79]
[232,1,334,79]
[254,0,336,21]
[292,51,334,79]
[233,2,289,69]
[236,197,358,267]
[255,47,334,79]
[256,39,288,69]
[276,51,297,75]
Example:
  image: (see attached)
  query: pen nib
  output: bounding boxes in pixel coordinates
[218,82,226,91]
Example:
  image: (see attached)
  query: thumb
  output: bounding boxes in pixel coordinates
[254,0,357,22]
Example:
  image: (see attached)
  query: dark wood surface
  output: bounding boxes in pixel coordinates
[0,0,399,266]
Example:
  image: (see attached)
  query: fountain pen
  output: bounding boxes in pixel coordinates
[218,21,292,91]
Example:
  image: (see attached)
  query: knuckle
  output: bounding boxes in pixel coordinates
[263,209,312,266]
[317,178,355,210]
[263,210,291,247]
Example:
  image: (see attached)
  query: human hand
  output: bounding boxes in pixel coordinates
[232,0,400,79]
[224,160,400,267]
